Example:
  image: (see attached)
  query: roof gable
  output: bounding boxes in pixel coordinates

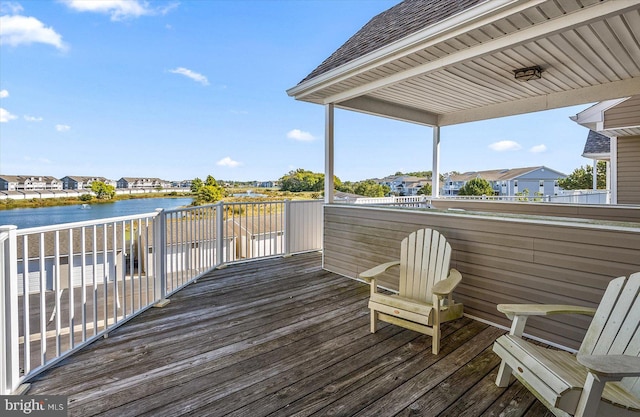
[300,0,484,84]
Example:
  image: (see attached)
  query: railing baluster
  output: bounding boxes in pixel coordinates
[80,227,86,343]
[39,233,45,367]
[21,235,30,377]
[54,231,61,357]
[68,228,74,349]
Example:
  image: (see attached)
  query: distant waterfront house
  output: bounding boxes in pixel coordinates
[255,181,276,188]
[442,166,565,197]
[0,175,20,191]
[61,176,117,190]
[572,95,640,204]
[377,175,430,196]
[117,177,171,189]
[0,175,62,191]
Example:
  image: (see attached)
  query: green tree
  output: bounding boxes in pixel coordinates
[558,162,607,190]
[205,175,218,187]
[196,185,224,204]
[279,169,341,192]
[458,178,494,196]
[352,180,389,197]
[90,181,116,200]
[417,183,432,195]
[190,177,203,193]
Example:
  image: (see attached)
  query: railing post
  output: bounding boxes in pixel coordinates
[216,201,224,266]
[1,225,21,394]
[153,209,169,307]
[284,199,291,256]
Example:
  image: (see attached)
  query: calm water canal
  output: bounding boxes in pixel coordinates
[0,197,193,229]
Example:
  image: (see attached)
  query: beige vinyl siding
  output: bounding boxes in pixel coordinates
[617,136,640,205]
[604,96,640,130]
[323,205,640,350]
[428,199,640,223]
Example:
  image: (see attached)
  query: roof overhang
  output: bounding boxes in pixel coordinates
[288,0,640,127]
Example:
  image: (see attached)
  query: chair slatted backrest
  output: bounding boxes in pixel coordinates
[398,228,451,302]
[579,272,640,396]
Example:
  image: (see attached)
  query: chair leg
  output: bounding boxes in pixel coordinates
[574,372,606,417]
[496,361,513,387]
[370,310,378,333]
[432,323,440,354]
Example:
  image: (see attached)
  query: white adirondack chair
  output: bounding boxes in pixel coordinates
[359,228,463,354]
[493,272,640,417]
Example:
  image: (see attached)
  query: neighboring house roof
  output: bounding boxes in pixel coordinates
[447,166,565,182]
[299,0,485,84]
[64,176,111,182]
[0,175,21,182]
[582,130,611,159]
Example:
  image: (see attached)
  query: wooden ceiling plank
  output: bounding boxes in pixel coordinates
[535,2,565,20]
[607,13,640,74]
[590,19,640,76]
[573,25,630,79]
[526,38,592,87]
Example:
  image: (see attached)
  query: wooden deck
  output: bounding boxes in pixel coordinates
[26,252,553,417]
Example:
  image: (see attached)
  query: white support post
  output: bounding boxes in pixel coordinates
[610,137,618,204]
[283,199,291,257]
[432,126,441,198]
[1,225,20,394]
[215,201,225,268]
[153,209,169,307]
[325,103,335,204]
[592,159,597,190]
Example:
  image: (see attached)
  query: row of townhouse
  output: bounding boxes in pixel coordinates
[375,175,431,196]
[0,175,173,191]
[442,166,566,196]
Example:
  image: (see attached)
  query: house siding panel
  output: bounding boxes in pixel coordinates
[604,96,640,129]
[617,136,640,205]
[323,205,640,350]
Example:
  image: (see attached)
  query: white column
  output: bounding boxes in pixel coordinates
[592,159,597,190]
[325,104,335,204]
[610,137,617,204]
[432,126,440,198]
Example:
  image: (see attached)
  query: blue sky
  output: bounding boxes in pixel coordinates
[1,0,592,183]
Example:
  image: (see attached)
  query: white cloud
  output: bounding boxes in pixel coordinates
[61,0,154,21]
[0,15,67,50]
[529,144,547,153]
[169,67,209,86]
[24,115,43,122]
[217,157,241,168]
[488,140,522,151]
[0,108,17,122]
[287,129,315,142]
[0,2,23,14]
[55,124,71,132]
[0,89,8,98]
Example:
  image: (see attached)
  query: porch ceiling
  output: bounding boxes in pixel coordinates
[287,0,640,127]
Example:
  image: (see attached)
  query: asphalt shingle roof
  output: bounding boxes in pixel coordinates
[582,130,610,156]
[299,0,485,84]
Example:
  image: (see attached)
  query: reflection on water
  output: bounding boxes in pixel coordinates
[0,197,193,229]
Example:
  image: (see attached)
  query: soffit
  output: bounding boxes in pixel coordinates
[289,0,640,126]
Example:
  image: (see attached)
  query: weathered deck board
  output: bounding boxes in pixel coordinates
[27,252,552,417]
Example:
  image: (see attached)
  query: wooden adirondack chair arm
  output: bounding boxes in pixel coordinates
[432,268,462,296]
[577,354,640,378]
[359,261,400,282]
[497,304,597,320]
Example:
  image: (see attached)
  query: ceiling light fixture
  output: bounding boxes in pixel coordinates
[513,66,543,81]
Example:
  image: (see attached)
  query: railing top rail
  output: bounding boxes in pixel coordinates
[14,211,160,235]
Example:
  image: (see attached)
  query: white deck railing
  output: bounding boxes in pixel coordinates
[0,199,323,394]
